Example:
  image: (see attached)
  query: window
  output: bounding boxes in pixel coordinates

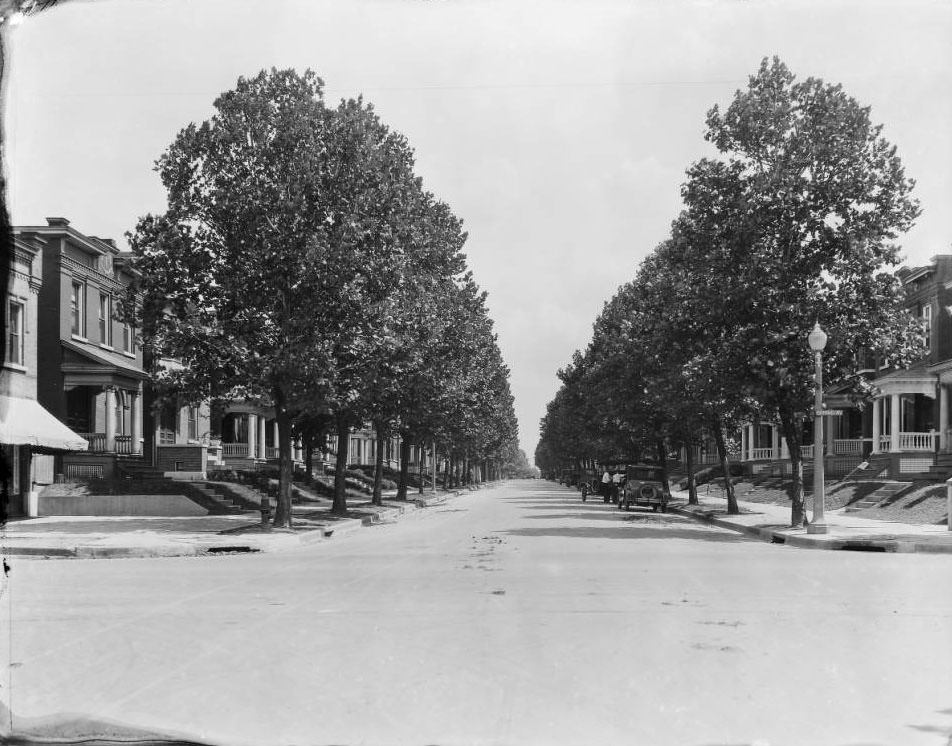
[159,402,178,445]
[121,323,136,354]
[6,300,24,366]
[70,281,85,336]
[99,293,112,346]
[187,406,198,441]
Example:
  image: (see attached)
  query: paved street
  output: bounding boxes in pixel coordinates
[3,480,951,745]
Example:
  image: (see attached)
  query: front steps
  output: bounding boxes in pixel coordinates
[185,481,265,514]
[844,482,908,512]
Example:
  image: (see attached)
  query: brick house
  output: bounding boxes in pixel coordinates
[1,232,87,515]
[14,217,213,483]
[734,254,952,480]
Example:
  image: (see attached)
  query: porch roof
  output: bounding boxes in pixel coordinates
[872,364,937,398]
[0,395,89,452]
[61,340,148,390]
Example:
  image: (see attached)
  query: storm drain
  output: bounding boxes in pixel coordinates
[837,542,887,552]
[206,546,261,554]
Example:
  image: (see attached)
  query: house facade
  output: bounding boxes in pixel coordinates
[734,254,952,480]
[13,218,212,482]
[1,232,87,515]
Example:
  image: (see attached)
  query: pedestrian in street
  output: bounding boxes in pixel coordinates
[612,468,625,503]
[601,469,611,500]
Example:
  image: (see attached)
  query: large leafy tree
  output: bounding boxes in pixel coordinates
[125,69,420,526]
[683,57,923,526]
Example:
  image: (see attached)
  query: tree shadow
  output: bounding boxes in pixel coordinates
[524,510,669,522]
[502,524,755,543]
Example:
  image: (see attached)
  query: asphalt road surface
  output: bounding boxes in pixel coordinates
[2,480,951,745]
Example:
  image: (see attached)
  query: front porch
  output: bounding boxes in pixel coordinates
[739,417,940,481]
[55,340,151,481]
[214,407,306,470]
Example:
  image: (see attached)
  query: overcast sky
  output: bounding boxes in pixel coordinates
[5,0,951,462]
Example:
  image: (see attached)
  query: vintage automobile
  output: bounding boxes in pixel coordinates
[560,468,581,488]
[579,467,601,501]
[619,464,670,512]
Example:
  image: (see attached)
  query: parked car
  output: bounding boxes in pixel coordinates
[619,464,669,512]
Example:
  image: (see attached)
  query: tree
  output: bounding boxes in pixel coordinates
[683,57,923,526]
[125,69,421,526]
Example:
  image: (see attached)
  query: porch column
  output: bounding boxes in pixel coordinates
[740,428,748,461]
[247,413,258,460]
[273,422,279,455]
[872,398,882,454]
[258,416,267,459]
[747,424,755,458]
[771,425,780,459]
[105,387,116,452]
[941,385,949,452]
[131,389,142,455]
[890,394,901,453]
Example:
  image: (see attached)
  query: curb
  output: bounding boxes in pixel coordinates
[1,489,470,560]
[670,504,952,554]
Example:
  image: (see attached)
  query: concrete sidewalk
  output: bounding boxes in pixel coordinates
[0,488,465,559]
[670,489,952,553]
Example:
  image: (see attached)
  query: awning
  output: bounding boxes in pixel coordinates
[0,395,89,452]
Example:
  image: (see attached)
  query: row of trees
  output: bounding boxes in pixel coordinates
[536,58,925,527]
[122,69,521,527]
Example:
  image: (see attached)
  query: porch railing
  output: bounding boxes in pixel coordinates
[832,438,869,455]
[899,431,937,451]
[114,435,136,455]
[222,442,251,458]
[878,431,937,453]
[78,432,107,452]
[750,448,774,461]
[266,446,279,459]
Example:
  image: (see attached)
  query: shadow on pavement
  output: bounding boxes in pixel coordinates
[523,511,676,522]
[502,524,756,543]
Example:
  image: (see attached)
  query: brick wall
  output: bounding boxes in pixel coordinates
[156,444,207,472]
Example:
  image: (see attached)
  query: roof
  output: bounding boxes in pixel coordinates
[0,395,89,452]
[61,340,149,387]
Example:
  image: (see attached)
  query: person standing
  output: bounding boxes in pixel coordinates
[611,468,625,503]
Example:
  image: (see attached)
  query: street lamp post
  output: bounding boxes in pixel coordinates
[807,322,829,534]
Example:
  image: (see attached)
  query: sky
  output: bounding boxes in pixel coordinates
[4,0,951,463]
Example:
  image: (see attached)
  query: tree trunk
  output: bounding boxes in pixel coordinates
[780,413,807,528]
[397,435,411,500]
[711,415,739,515]
[372,424,385,506]
[304,433,314,478]
[332,415,350,516]
[417,442,425,495]
[271,385,293,529]
[685,437,698,505]
[656,437,669,495]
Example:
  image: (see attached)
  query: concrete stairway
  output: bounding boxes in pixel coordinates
[184,482,262,515]
[844,482,908,512]
[842,457,892,481]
